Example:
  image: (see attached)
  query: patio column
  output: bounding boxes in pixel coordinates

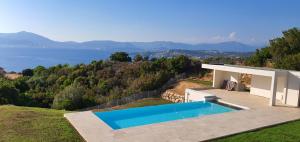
[213,70,223,88]
[213,70,217,88]
[269,72,278,106]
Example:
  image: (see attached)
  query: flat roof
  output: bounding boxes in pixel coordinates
[222,64,287,72]
[202,64,291,77]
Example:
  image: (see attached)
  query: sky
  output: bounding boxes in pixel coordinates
[0,0,299,45]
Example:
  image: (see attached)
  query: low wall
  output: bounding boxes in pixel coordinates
[161,90,185,103]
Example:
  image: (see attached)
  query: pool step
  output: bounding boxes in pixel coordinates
[185,89,217,102]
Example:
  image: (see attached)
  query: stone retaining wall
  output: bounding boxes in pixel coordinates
[161,90,185,103]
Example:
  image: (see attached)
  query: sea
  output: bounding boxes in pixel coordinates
[0,47,111,72]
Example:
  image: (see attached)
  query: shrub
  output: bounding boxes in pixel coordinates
[52,85,85,110]
[133,54,143,62]
[110,52,132,62]
[22,69,34,76]
[0,78,19,105]
[275,53,300,70]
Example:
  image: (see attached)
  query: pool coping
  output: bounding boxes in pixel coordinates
[216,100,250,110]
[65,103,300,142]
[64,111,114,141]
[92,101,239,130]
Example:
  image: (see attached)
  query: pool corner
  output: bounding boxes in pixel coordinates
[64,111,114,142]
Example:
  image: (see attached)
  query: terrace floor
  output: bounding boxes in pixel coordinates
[65,89,300,142]
[202,89,286,109]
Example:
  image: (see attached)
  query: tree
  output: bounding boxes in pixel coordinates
[167,55,191,73]
[33,66,46,75]
[269,28,300,61]
[275,53,300,70]
[269,28,300,70]
[245,48,272,67]
[110,52,132,62]
[133,54,143,62]
[246,28,300,70]
[22,69,34,76]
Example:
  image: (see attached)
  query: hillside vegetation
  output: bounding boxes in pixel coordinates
[246,28,300,71]
[0,53,202,110]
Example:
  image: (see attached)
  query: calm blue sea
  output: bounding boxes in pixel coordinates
[0,47,111,72]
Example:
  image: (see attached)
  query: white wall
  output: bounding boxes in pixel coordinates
[250,75,272,98]
[213,70,241,91]
[286,71,300,106]
[276,76,286,101]
[250,75,286,102]
[250,73,299,106]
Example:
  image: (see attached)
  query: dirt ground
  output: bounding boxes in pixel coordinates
[170,81,207,96]
[5,73,22,80]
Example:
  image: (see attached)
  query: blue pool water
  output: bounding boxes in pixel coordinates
[94,101,235,130]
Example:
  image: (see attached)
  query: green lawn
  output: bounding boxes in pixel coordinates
[0,98,171,142]
[213,120,300,142]
[0,105,83,142]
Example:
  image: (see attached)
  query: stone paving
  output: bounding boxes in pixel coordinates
[65,89,300,142]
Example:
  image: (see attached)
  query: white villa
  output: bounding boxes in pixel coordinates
[198,64,300,107]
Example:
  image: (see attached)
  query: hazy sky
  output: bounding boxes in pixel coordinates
[0,0,299,45]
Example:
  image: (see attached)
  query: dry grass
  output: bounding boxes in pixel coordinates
[168,80,209,96]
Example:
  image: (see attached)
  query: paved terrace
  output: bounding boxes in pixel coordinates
[65,89,300,142]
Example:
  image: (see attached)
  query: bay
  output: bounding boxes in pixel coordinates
[0,47,110,72]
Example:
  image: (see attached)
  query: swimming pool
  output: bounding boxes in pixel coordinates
[94,101,235,130]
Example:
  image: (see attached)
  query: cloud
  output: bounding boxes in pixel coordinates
[228,32,237,40]
[210,32,237,42]
[179,32,238,43]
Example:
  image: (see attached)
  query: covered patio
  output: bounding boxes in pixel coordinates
[201,88,283,109]
[202,64,300,107]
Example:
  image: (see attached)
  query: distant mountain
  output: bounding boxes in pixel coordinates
[0,31,260,52]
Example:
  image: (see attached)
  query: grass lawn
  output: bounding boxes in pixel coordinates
[213,120,300,142]
[0,98,171,142]
[0,105,83,142]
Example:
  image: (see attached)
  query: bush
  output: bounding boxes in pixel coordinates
[110,52,132,62]
[275,53,300,70]
[22,69,34,76]
[167,55,191,73]
[133,54,143,62]
[52,85,85,110]
[0,78,19,105]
